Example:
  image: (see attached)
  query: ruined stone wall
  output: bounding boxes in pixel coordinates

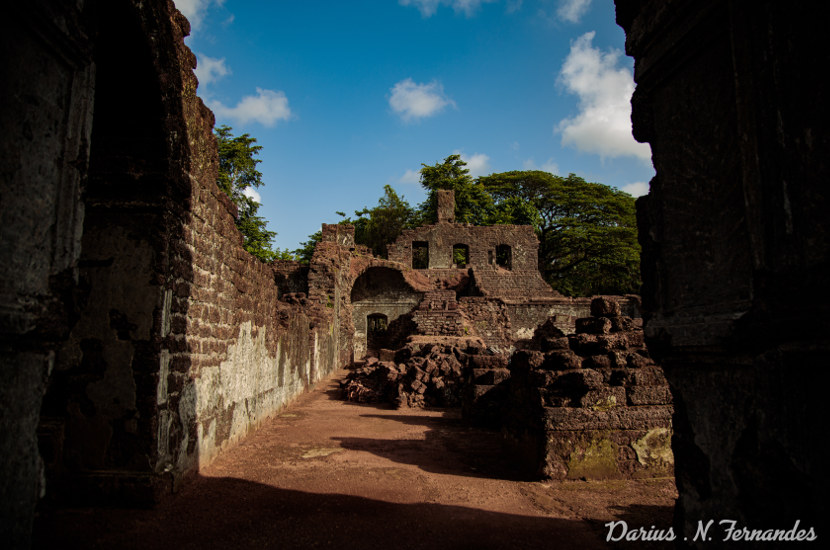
[350,265,422,358]
[459,298,513,350]
[502,298,673,481]
[162,177,345,474]
[506,295,641,340]
[158,30,350,478]
[411,290,466,337]
[458,295,641,351]
[1,3,353,537]
[617,0,829,538]
[272,260,309,296]
[388,223,543,272]
[1,1,95,543]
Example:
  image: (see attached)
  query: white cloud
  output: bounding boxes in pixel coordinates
[173,0,224,29]
[389,78,455,121]
[557,0,592,23]
[523,158,560,174]
[399,0,497,17]
[399,169,421,184]
[455,151,491,177]
[556,31,651,161]
[506,0,524,14]
[242,186,261,203]
[209,88,292,127]
[620,181,649,197]
[194,54,230,86]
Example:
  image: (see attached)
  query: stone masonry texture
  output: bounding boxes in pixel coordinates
[617,0,830,543]
[4,0,827,547]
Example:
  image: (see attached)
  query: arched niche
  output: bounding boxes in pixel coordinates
[351,267,422,358]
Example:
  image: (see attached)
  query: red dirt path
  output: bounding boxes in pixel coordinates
[34,370,676,549]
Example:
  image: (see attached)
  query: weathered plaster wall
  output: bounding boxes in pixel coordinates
[1,1,95,544]
[158,46,351,479]
[1,3,354,536]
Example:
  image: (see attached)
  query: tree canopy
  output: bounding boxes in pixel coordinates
[342,185,416,257]
[215,125,294,262]
[294,154,640,296]
[416,154,493,225]
[478,171,640,296]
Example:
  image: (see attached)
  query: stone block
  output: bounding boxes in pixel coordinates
[542,350,582,370]
[609,316,636,332]
[577,386,626,409]
[627,385,672,405]
[543,405,672,431]
[549,369,605,392]
[540,336,571,351]
[469,354,508,369]
[582,354,612,370]
[575,317,612,335]
[471,367,511,385]
[590,297,621,317]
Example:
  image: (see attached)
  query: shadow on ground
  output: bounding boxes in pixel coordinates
[32,475,652,550]
[331,412,528,481]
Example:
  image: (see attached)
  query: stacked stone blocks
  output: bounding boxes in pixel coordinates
[503,297,673,480]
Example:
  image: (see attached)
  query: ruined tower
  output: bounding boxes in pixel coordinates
[436,189,455,224]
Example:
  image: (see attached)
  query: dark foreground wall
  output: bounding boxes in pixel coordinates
[616,0,829,542]
[0,1,351,547]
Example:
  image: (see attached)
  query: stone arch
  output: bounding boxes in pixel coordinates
[350,267,422,358]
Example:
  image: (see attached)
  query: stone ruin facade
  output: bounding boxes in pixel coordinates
[343,293,673,481]
[2,0,827,548]
[346,189,640,359]
[336,190,672,480]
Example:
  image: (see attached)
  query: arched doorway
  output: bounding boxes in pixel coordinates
[350,267,422,358]
[367,313,389,351]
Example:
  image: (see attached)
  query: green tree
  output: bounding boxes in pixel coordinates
[294,186,416,264]
[214,125,278,262]
[345,185,416,257]
[478,171,640,296]
[416,154,494,225]
[293,230,322,265]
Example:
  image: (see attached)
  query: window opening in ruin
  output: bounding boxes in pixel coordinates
[367,313,389,350]
[453,244,469,268]
[496,244,512,270]
[412,241,429,269]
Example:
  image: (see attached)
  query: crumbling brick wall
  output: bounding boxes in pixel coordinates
[502,298,673,480]
[411,290,466,337]
[1,0,355,522]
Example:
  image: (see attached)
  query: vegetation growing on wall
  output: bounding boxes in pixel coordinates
[215,125,295,262]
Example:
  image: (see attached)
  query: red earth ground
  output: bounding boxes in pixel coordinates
[34,370,677,549]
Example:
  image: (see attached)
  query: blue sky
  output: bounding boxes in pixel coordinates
[174,0,654,252]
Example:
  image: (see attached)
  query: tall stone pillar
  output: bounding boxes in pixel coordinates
[616,0,829,543]
[437,190,455,224]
